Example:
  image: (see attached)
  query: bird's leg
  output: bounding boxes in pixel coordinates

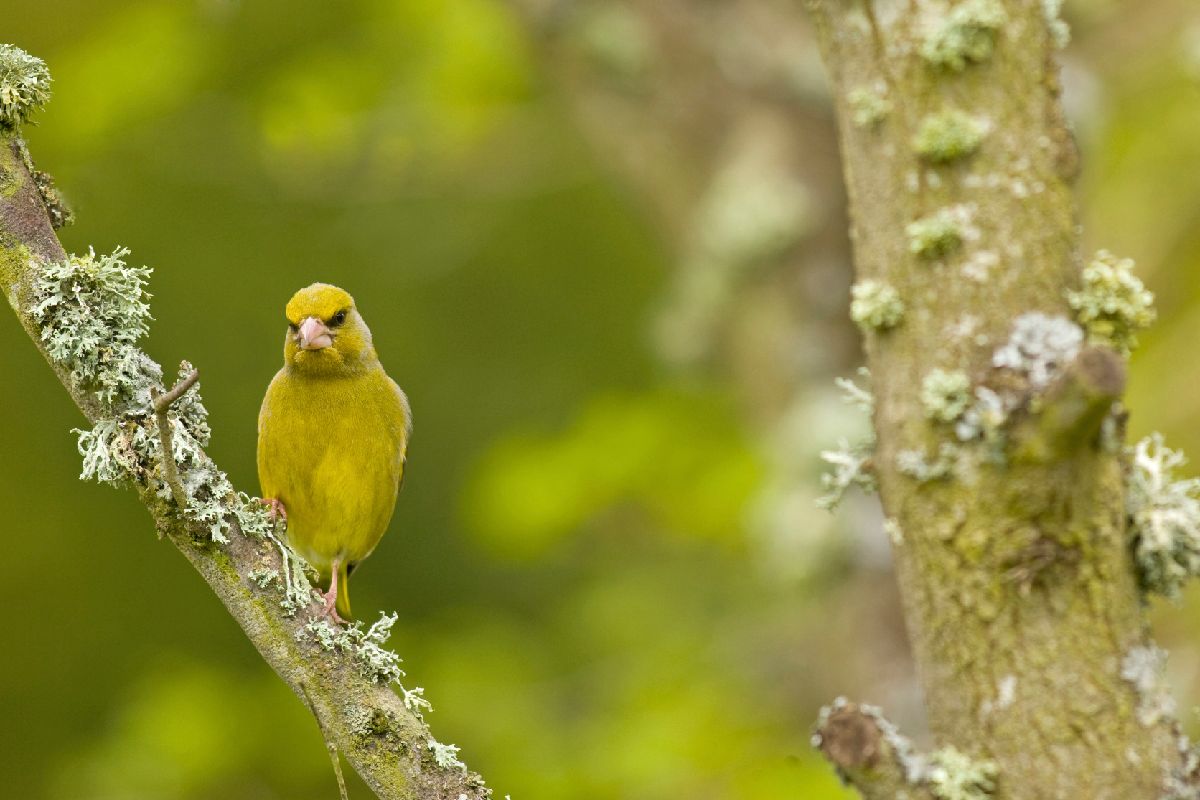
[261,497,287,531]
[319,558,347,625]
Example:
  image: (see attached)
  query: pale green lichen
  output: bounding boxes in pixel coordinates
[267,529,318,615]
[427,738,467,771]
[850,279,904,331]
[1126,433,1200,600]
[913,111,987,163]
[897,443,958,482]
[0,44,51,127]
[1066,250,1155,355]
[848,84,891,128]
[31,246,157,410]
[927,746,998,800]
[1042,0,1071,49]
[817,370,876,511]
[907,205,974,259]
[920,0,1008,71]
[922,369,972,423]
[1120,644,1176,727]
[302,612,407,685]
[403,686,433,717]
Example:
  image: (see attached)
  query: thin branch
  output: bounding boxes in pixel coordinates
[149,368,200,509]
[302,682,352,800]
[813,700,936,800]
[1010,345,1126,463]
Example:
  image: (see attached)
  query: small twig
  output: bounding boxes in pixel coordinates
[302,682,351,800]
[1010,346,1126,463]
[814,700,937,800]
[149,368,200,510]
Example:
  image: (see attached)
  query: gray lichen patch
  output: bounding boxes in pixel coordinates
[919,0,1008,72]
[991,312,1082,390]
[913,111,988,163]
[850,279,904,331]
[1066,250,1155,356]
[1120,644,1176,727]
[0,44,51,128]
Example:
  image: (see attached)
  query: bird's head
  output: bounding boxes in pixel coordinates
[282,283,376,375]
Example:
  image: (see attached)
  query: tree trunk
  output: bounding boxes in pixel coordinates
[806,1,1186,797]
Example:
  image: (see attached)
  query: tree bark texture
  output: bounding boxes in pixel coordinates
[807,1,1183,797]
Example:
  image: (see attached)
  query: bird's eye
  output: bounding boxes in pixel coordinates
[331,310,347,327]
[287,319,298,332]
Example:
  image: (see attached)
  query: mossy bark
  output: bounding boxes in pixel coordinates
[807,1,1183,797]
[0,133,490,800]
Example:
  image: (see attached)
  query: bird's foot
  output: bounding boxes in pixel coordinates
[259,497,288,530]
[318,586,347,626]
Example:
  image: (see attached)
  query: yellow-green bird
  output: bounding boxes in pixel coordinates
[257,283,411,622]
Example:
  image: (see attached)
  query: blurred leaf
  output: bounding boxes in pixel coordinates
[463,389,763,557]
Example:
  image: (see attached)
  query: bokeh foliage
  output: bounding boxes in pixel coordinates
[3,1,1200,799]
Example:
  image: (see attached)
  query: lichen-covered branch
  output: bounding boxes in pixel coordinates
[805,1,1194,797]
[0,45,490,800]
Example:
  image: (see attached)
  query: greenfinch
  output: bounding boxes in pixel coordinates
[257,283,411,622]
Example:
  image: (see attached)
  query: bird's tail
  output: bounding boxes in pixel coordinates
[336,559,352,621]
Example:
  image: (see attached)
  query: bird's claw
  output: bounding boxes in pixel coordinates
[260,497,288,530]
[318,587,347,625]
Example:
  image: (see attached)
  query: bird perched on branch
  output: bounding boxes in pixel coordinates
[257,283,411,623]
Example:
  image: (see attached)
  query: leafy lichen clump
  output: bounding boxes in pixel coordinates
[31,246,157,410]
[1066,250,1156,355]
[913,111,987,163]
[850,279,904,332]
[922,369,972,423]
[0,44,51,127]
[817,370,876,511]
[1126,433,1200,600]
[927,746,998,800]
[302,612,412,685]
[847,84,891,128]
[427,738,467,771]
[907,205,974,259]
[920,0,1008,72]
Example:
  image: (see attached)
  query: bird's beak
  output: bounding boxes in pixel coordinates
[297,317,334,350]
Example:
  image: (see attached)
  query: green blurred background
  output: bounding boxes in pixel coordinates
[3,1,1200,798]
